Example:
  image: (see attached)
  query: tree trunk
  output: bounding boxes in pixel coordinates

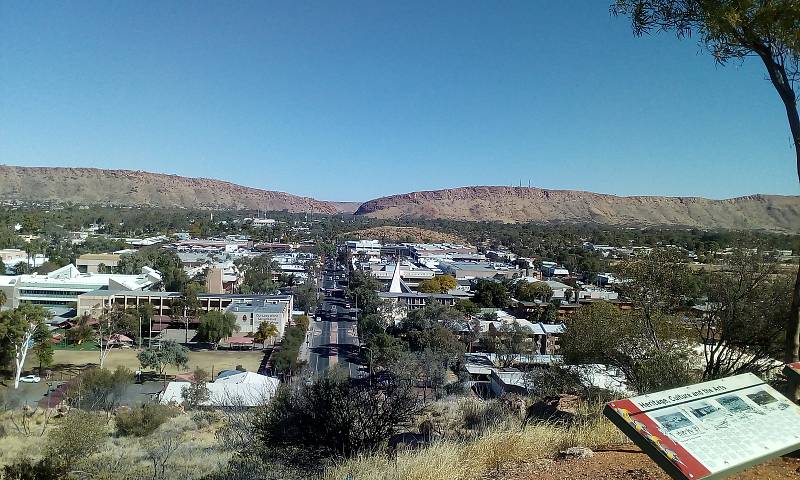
[755,47,800,402]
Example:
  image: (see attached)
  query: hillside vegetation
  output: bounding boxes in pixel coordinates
[0,166,340,214]
[343,226,467,244]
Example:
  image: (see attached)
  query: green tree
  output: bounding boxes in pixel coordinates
[254,321,279,347]
[295,281,319,314]
[514,280,553,302]
[46,411,107,472]
[561,301,695,394]
[294,314,310,332]
[181,367,210,409]
[614,249,696,348]
[67,366,132,416]
[613,0,800,399]
[32,322,54,376]
[254,370,421,467]
[0,304,49,389]
[138,340,189,384]
[347,270,382,315]
[453,299,480,316]
[472,279,510,308]
[699,249,791,380]
[97,306,139,368]
[197,311,238,348]
[236,255,279,294]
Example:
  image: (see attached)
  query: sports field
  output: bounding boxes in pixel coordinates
[25,348,266,377]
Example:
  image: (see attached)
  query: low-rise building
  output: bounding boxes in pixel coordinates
[439,261,518,280]
[77,290,293,321]
[1,264,161,310]
[76,253,121,273]
[225,298,288,338]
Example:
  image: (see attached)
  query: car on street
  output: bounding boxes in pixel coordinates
[20,375,41,383]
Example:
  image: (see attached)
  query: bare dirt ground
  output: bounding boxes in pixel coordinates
[485,448,800,480]
[43,349,265,376]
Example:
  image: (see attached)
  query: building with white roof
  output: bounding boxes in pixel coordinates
[160,371,280,407]
[0,264,162,310]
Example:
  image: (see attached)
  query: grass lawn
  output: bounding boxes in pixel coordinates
[26,348,266,378]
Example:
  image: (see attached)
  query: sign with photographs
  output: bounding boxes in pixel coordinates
[604,373,800,480]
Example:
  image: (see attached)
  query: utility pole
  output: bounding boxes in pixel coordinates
[184,306,189,344]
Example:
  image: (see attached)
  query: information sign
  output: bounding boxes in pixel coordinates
[604,373,800,480]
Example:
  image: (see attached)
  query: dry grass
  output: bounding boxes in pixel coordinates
[46,349,264,376]
[325,399,628,480]
[0,408,231,479]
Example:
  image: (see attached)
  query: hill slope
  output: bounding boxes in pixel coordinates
[0,166,340,214]
[355,186,800,232]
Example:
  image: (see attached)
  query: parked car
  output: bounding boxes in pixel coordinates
[20,375,41,383]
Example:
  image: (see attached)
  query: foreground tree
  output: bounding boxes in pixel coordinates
[613,0,800,398]
[181,367,211,409]
[561,301,696,394]
[253,369,422,470]
[46,411,107,473]
[698,249,791,379]
[67,366,133,417]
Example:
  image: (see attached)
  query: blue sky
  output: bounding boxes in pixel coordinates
[1,1,798,201]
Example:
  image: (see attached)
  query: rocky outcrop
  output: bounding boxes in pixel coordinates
[355,186,800,232]
[0,165,340,214]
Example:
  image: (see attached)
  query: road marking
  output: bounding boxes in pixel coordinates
[329,321,338,368]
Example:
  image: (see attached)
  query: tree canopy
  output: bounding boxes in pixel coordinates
[197,311,239,347]
[416,275,457,293]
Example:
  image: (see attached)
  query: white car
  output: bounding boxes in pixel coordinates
[20,375,41,383]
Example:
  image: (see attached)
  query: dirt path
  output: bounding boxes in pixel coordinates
[485,448,800,480]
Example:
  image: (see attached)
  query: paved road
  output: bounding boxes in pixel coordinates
[304,262,363,378]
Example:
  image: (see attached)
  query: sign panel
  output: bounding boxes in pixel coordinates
[604,373,800,480]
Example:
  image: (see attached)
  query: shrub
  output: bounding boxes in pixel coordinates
[2,457,65,480]
[459,399,514,433]
[46,411,107,470]
[115,403,179,437]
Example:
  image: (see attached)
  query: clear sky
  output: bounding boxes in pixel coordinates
[1,1,798,201]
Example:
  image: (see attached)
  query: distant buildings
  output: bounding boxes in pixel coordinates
[0,248,48,273]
